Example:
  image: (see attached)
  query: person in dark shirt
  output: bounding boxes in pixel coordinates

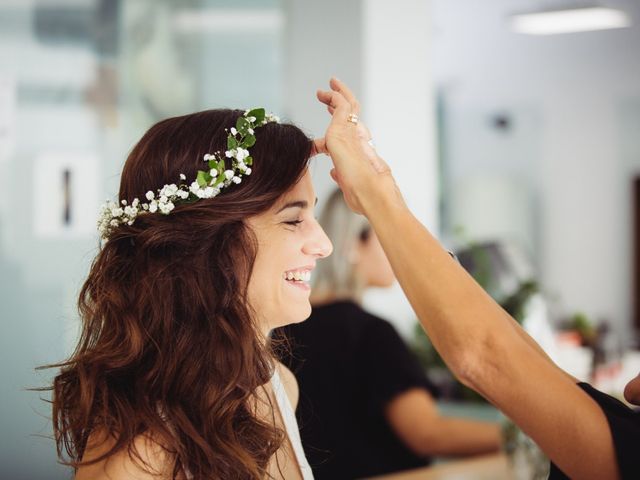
[313,77,640,479]
[278,189,501,479]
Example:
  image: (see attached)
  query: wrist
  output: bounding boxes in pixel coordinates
[359,174,406,221]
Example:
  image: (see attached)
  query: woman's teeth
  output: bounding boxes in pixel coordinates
[284,270,311,282]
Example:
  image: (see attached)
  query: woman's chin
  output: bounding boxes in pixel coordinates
[292,302,312,324]
[284,303,312,327]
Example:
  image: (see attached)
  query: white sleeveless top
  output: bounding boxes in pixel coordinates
[177,369,313,479]
[271,368,315,479]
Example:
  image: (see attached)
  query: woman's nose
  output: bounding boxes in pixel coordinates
[304,221,333,258]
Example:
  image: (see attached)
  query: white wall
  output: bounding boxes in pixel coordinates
[284,0,438,337]
[433,0,640,338]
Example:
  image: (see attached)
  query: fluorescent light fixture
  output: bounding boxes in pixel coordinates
[174,9,283,34]
[510,7,631,35]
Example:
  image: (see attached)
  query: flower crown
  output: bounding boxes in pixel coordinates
[97,108,279,240]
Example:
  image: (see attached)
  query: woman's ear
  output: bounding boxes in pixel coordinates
[347,240,362,265]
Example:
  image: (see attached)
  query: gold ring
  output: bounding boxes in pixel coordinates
[347,113,359,124]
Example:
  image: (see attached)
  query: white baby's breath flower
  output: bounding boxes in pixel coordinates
[121,199,128,206]
[179,173,186,181]
[224,170,234,180]
[111,207,124,217]
[189,181,200,194]
[232,176,242,184]
[247,128,254,135]
[177,190,189,199]
[145,191,155,201]
[210,169,218,177]
[160,184,178,197]
[236,148,249,161]
[247,116,256,122]
[225,149,235,158]
[132,198,140,207]
[110,219,119,227]
[204,153,211,161]
[230,127,237,135]
[245,167,252,175]
[203,186,215,198]
[159,201,175,214]
[149,201,158,213]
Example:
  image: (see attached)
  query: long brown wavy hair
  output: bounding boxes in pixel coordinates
[46,109,312,478]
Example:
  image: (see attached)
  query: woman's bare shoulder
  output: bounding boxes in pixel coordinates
[76,431,172,480]
[276,361,299,410]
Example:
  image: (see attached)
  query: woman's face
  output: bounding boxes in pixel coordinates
[355,230,395,288]
[247,169,333,332]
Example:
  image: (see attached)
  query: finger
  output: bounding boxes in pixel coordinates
[311,137,327,156]
[330,77,360,114]
[315,90,337,115]
[316,89,333,106]
[317,90,338,115]
[317,88,349,111]
[317,89,344,110]
[317,89,351,124]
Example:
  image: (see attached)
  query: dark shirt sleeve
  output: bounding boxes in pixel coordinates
[577,383,640,479]
[549,382,640,480]
[359,318,438,413]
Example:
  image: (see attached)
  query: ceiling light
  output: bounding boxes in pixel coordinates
[174,9,283,34]
[510,6,631,35]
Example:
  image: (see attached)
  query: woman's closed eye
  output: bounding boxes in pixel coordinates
[284,219,303,227]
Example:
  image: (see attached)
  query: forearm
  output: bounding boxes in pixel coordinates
[422,417,501,457]
[362,192,618,479]
[361,192,516,380]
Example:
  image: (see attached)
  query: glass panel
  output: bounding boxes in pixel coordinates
[0,1,282,476]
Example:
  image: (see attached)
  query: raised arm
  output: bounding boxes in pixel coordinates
[314,78,618,480]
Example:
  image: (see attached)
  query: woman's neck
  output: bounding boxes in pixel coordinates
[310,291,362,307]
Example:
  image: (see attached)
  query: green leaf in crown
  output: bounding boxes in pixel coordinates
[247,108,266,124]
[236,116,250,133]
[242,135,256,148]
[196,170,209,187]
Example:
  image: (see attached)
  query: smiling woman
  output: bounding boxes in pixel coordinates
[43,109,330,479]
[248,174,331,330]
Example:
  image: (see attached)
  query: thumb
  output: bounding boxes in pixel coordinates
[311,137,328,157]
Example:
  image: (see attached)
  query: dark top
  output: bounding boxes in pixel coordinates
[548,382,640,479]
[277,301,438,480]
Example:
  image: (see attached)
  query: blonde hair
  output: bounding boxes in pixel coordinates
[312,188,371,301]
